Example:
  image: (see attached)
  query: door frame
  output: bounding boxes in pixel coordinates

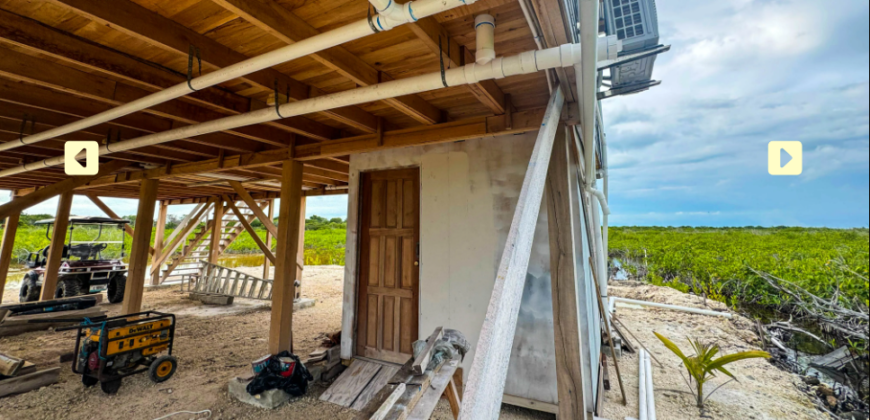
[353,167,421,363]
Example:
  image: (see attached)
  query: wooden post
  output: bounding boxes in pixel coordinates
[209,198,224,264]
[87,194,154,255]
[121,179,158,314]
[545,127,590,420]
[40,191,73,301]
[296,196,306,299]
[263,199,274,279]
[0,198,21,305]
[269,160,304,354]
[150,201,168,285]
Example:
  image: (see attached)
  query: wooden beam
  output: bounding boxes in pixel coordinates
[121,179,158,314]
[295,108,547,161]
[295,196,306,299]
[40,191,73,301]
[209,199,224,264]
[228,181,278,238]
[263,199,274,279]
[149,200,214,274]
[458,87,564,420]
[39,0,377,135]
[268,160,304,354]
[151,201,168,285]
[0,200,20,304]
[545,126,590,420]
[413,327,444,375]
[225,199,276,265]
[406,19,505,114]
[0,160,128,221]
[209,0,443,126]
[85,194,154,255]
[0,8,337,141]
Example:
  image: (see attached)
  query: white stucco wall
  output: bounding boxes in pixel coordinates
[341,132,576,405]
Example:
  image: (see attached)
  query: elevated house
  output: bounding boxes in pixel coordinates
[0,0,666,417]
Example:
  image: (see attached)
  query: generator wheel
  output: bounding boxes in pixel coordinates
[149,355,177,383]
[55,277,82,299]
[100,379,122,394]
[19,276,41,302]
[81,375,99,387]
[107,274,126,304]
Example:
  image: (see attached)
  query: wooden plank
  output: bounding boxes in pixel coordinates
[40,190,73,301]
[0,368,61,398]
[263,199,274,279]
[151,200,168,285]
[458,87,564,420]
[209,200,224,264]
[121,179,158,314]
[352,364,400,411]
[0,308,105,337]
[407,359,462,420]
[544,125,589,419]
[0,205,20,305]
[0,160,128,221]
[412,327,444,375]
[501,394,560,415]
[225,200,275,264]
[0,353,24,377]
[268,159,303,354]
[320,360,383,407]
[229,181,278,237]
[370,383,406,420]
[210,0,442,126]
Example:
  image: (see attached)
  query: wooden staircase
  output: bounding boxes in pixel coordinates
[158,199,269,284]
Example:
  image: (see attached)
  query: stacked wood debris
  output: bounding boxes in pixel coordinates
[306,342,344,383]
[0,353,60,398]
[0,295,106,337]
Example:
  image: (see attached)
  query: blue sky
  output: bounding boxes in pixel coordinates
[2,0,868,228]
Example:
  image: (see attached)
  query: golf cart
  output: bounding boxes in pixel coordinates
[19,216,129,303]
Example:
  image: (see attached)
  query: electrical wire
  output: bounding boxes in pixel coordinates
[151,409,212,420]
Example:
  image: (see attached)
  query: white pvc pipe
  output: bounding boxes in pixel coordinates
[578,0,599,189]
[0,44,585,179]
[639,349,648,420]
[0,0,477,154]
[517,0,554,92]
[474,14,496,64]
[646,352,656,420]
[612,297,734,319]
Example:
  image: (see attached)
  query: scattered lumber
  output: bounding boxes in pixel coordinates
[0,353,24,377]
[0,367,61,398]
[0,295,101,316]
[412,327,443,375]
[0,307,106,337]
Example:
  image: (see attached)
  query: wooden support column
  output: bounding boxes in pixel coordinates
[121,179,158,314]
[545,127,590,420]
[263,199,274,279]
[269,160,304,354]
[209,199,224,265]
[0,196,21,304]
[40,191,74,301]
[150,201,168,285]
[296,196,306,299]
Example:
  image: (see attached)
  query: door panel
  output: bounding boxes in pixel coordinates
[357,168,420,364]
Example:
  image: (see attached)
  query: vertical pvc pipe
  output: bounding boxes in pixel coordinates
[475,14,496,64]
[639,350,648,420]
[646,352,656,420]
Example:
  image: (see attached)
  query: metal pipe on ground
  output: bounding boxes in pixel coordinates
[612,297,733,319]
[0,44,586,180]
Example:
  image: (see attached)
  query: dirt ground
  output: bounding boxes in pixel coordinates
[0,266,547,420]
[600,281,828,420]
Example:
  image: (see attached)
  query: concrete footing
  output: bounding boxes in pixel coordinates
[228,376,291,409]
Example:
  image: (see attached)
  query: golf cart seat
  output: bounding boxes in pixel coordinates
[69,243,108,260]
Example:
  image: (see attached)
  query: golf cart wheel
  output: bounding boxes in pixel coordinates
[107,275,126,304]
[99,379,122,394]
[55,278,82,299]
[81,375,99,387]
[19,277,41,302]
[149,355,177,383]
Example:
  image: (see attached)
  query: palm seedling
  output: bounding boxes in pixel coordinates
[654,332,771,408]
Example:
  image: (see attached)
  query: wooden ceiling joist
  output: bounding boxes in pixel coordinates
[209,0,444,126]
[40,0,381,135]
[0,7,336,142]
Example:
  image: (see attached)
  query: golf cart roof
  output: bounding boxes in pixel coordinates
[34,216,131,226]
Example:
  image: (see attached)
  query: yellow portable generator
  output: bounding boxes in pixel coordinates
[60,311,178,394]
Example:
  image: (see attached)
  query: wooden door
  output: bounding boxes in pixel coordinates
[356,168,420,364]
